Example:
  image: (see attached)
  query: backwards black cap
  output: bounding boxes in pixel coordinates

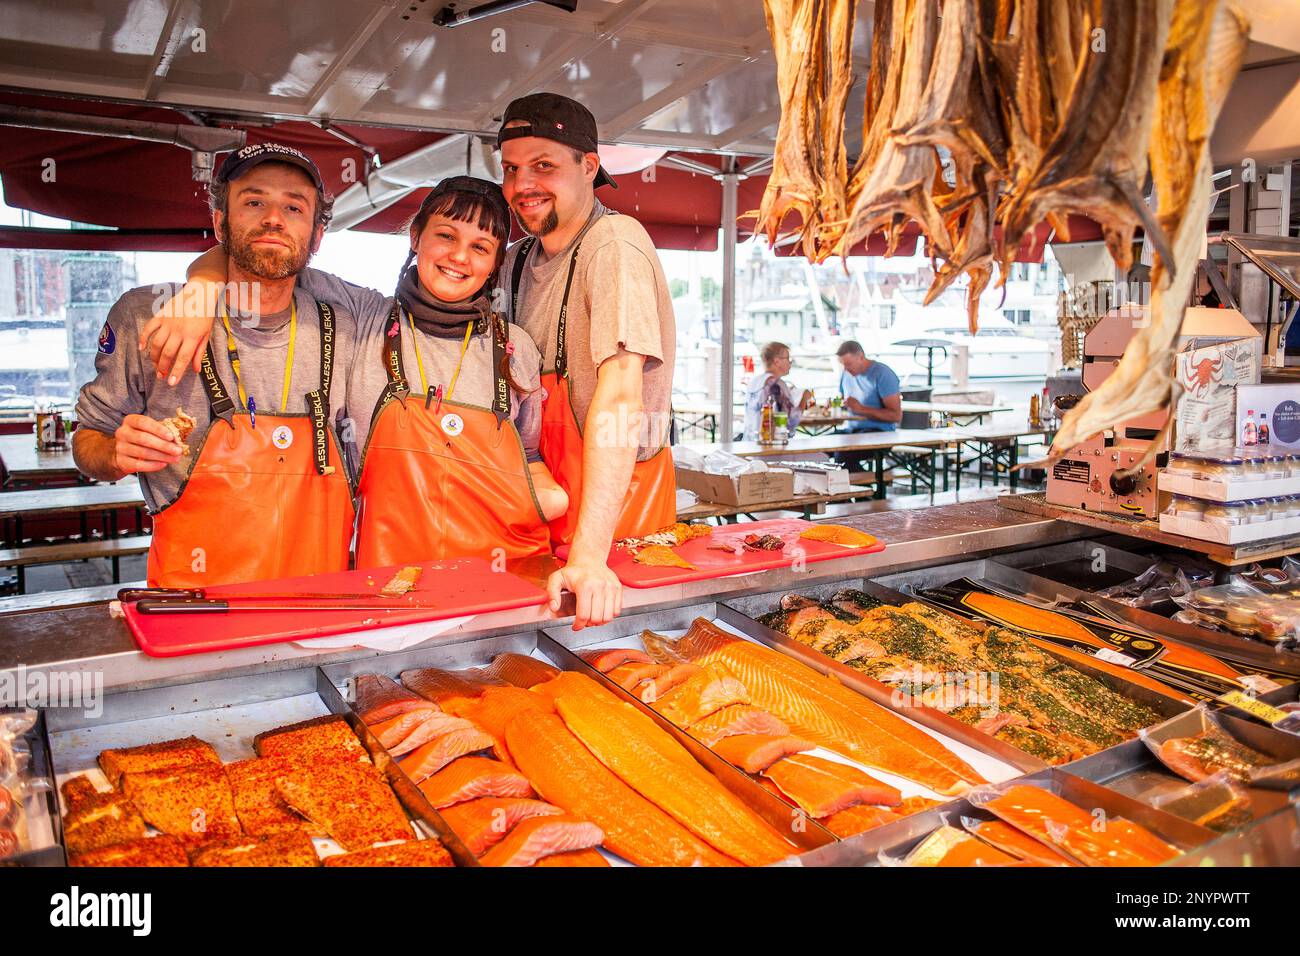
[216,142,324,190]
[497,93,618,190]
[415,175,511,224]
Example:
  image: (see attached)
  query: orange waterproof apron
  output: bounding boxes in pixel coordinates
[510,235,676,546]
[353,305,551,569]
[147,300,355,587]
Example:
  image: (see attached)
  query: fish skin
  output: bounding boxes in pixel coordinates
[688,705,792,747]
[401,667,498,706]
[505,711,738,867]
[762,754,903,817]
[417,756,534,808]
[577,648,654,672]
[670,619,984,794]
[477,814,605,867]
[482,653,561,689]
[398,727,498,784]
[652,667,751,726]
[438,797,565,856]
[712,734,817,774]
[354,674,437,724]
[532,848,610,867]
[554,691,796,866]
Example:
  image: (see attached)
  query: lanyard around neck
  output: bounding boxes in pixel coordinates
[220,296,297,413]
[405,309,474,400]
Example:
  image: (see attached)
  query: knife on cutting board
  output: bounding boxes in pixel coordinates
[134,598,429,614]
[119,587,413,603]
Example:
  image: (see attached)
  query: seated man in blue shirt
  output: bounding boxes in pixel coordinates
[833,340,902,471]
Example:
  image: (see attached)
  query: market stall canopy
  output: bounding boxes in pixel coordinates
[0,0,1296,253]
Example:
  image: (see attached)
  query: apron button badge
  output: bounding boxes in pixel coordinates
[440,413,464,437]
[272,425,294,449]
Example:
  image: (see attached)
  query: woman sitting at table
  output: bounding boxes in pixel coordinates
[742,342,811,441]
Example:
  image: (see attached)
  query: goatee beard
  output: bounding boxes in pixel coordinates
[520,208,559,238]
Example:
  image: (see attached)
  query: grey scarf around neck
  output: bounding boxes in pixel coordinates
[395,263,493,339]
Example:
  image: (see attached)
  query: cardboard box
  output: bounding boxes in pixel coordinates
[674,466,794,506]
[1174,333,1260,452]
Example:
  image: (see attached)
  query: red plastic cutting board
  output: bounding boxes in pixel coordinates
[591,519,885,589]
[123,558,549,657]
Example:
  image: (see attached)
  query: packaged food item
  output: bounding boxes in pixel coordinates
[1095,560,1212,607]
[1141,708,1300,790]
[1149,772,1254,833]
[1165,495,1207,520]
[1173,581,1300,646]
[1202,500,1252,525]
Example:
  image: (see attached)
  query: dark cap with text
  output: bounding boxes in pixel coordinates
[216,142,325,190]
[497,93,617,190]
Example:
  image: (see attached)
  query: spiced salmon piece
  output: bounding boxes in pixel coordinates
[505,711,737,867]
[762,754,902,817]
[606,662,670,693]
[482,653,561,689]
[822,804,902,838]
[478,814,605,867]
[712,734,817,774]
[667,619,985,795]
[417,756,534,808]
[637,663,705,703]
[554,689,796,866]
[652,667,750,725]
[354,674,437,724]
[532,848,610,867]
[439,797,565,856]
[578,648,654,672]
[398,726,498,784]
[687,705,791,747]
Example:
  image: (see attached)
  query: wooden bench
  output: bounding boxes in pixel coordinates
[0,580,143,614]
[0,535,152,593]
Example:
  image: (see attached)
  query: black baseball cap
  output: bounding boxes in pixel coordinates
[417,175,511,224]
[497,93,618,190]
[216,142,325,190]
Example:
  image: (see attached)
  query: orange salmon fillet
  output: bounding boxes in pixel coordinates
[439,797,564,856]
[822,804,901,838]
[553,691,796,865]
[354,674,437,724]
[636,663,705,703]
[478,814,604,867]
[532,848,610,867]
[762,754,902,817]
[401,666,506,706]
[962,818,1076,866]
[370,710,473,757]
[399,727,498,784]
[443,685,555,765]
[712,733,816,773]
[505,711,737,867]
[670,619,984,794]
[482,653,561,689]
[578,648,653,672]
[418,756,534,808]
[653,667,750,725]
[531,671,627,705]
[688,705,791,747]
[606,661,670,692]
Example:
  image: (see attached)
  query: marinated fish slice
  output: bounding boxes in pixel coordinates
[762,754,902,817]
[367,710,455,754]
[670,619,984,794]
[606,662,670,693]
[798,524,879,547]
[62,790,148,854]
[555,693,796,866]
[225,756,314,837]
[70,834,189,868]
[60,775,102,810]
[712,734,817,774]
[632,544,695,570]
[652,667,750,725]
[483,653,561,689]
[505,711,738,867]
[189,830,320,868]
[98,735,221,787]
[253,715,371,765]
[961,817,1077,866]
[1156,733,1279,785]
[688,705,792,747]
[354,673,438,724]
[417,756,534,809]
[641,629,692,665]
[821,804,901,838]
[398,727,498,784]
[323,840,454,867]
[532,848,610,867]
[478,814,605,867]
[637,663,706,704]
[275,762,412,852]
[439,797,566,856]
[121,764,242,846]
[577,648,654,672]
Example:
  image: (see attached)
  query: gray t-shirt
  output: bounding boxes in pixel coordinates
[75,283,355,512]
[294,269,543,472]
[499,200,676,460]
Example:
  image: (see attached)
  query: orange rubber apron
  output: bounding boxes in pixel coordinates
[353,306,550,569]
[510,236,676,546]
[146,299,354,587]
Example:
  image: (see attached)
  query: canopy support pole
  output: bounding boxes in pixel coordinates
[719,158,741,442]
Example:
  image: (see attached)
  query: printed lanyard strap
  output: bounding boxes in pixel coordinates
[306,299,335,476]
[219,298,297,412]
[508,235,581,380]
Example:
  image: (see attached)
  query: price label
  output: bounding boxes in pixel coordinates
[1217,689,1291,726]
[1094,647,1137,668]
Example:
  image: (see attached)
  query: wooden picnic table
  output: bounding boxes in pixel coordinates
[0,433,85,488]
[799,400,1012,434]
[0,482,147,547]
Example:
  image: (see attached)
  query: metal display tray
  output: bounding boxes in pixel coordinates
[44,665,478,866]
[788,768,1218,867]
[989,540,1300,677]
[320,617,834,864]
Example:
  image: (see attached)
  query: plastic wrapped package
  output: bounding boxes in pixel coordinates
[701,449,768,477]
[670,445,705,471]
[1172,581,1300,647]
[1149,772,1254,833]
[0,709,42,860]
[1140,707,1300,791]
[1094,560,1212,608]
[879,823,1023,867]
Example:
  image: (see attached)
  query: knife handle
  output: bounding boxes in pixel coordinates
[118,587,203,602]
[136,599,230,614]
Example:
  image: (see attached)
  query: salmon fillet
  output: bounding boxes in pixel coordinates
[688,705,791,747]
[578,648,654,672]
[505,711,737,867]
[354,674,437,724]
[482,653,561,688]
[554,691,796,866]
[98,735,220,787]
[254,715,370,766]
[669,619,984,794]
[531,671,627,705]
[532,848,610,867]
[275,762,411,852]
[762,754,902,817]
[401,666,505,706]
[323,839,454,867]
[225,756,313,836]
[962,818,1076,866]
[606,661,670,693]
[70,834,189,867]
[121,764,242,845]
[418,756,534,808]
[439,797,565,856]
[712,734,816,774]
[443,686,555,764]
[372,711,480,758]
[189,830,320,867]
[822,804,901,838]
[398,727,498,784]
[62,789,148,853]
[637,663,705,703]
[653,667,750,726]
[477,814,605,867]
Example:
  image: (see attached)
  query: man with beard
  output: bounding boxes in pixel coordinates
[498,94,677,629]
[73,143,356,587]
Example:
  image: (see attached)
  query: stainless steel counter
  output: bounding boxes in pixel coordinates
[0,498,1090,696]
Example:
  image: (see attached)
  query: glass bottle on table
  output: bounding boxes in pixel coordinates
[760,394,775,443]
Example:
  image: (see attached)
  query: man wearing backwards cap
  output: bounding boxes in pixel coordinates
[74,143,357,587]
[498,93,678,629]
